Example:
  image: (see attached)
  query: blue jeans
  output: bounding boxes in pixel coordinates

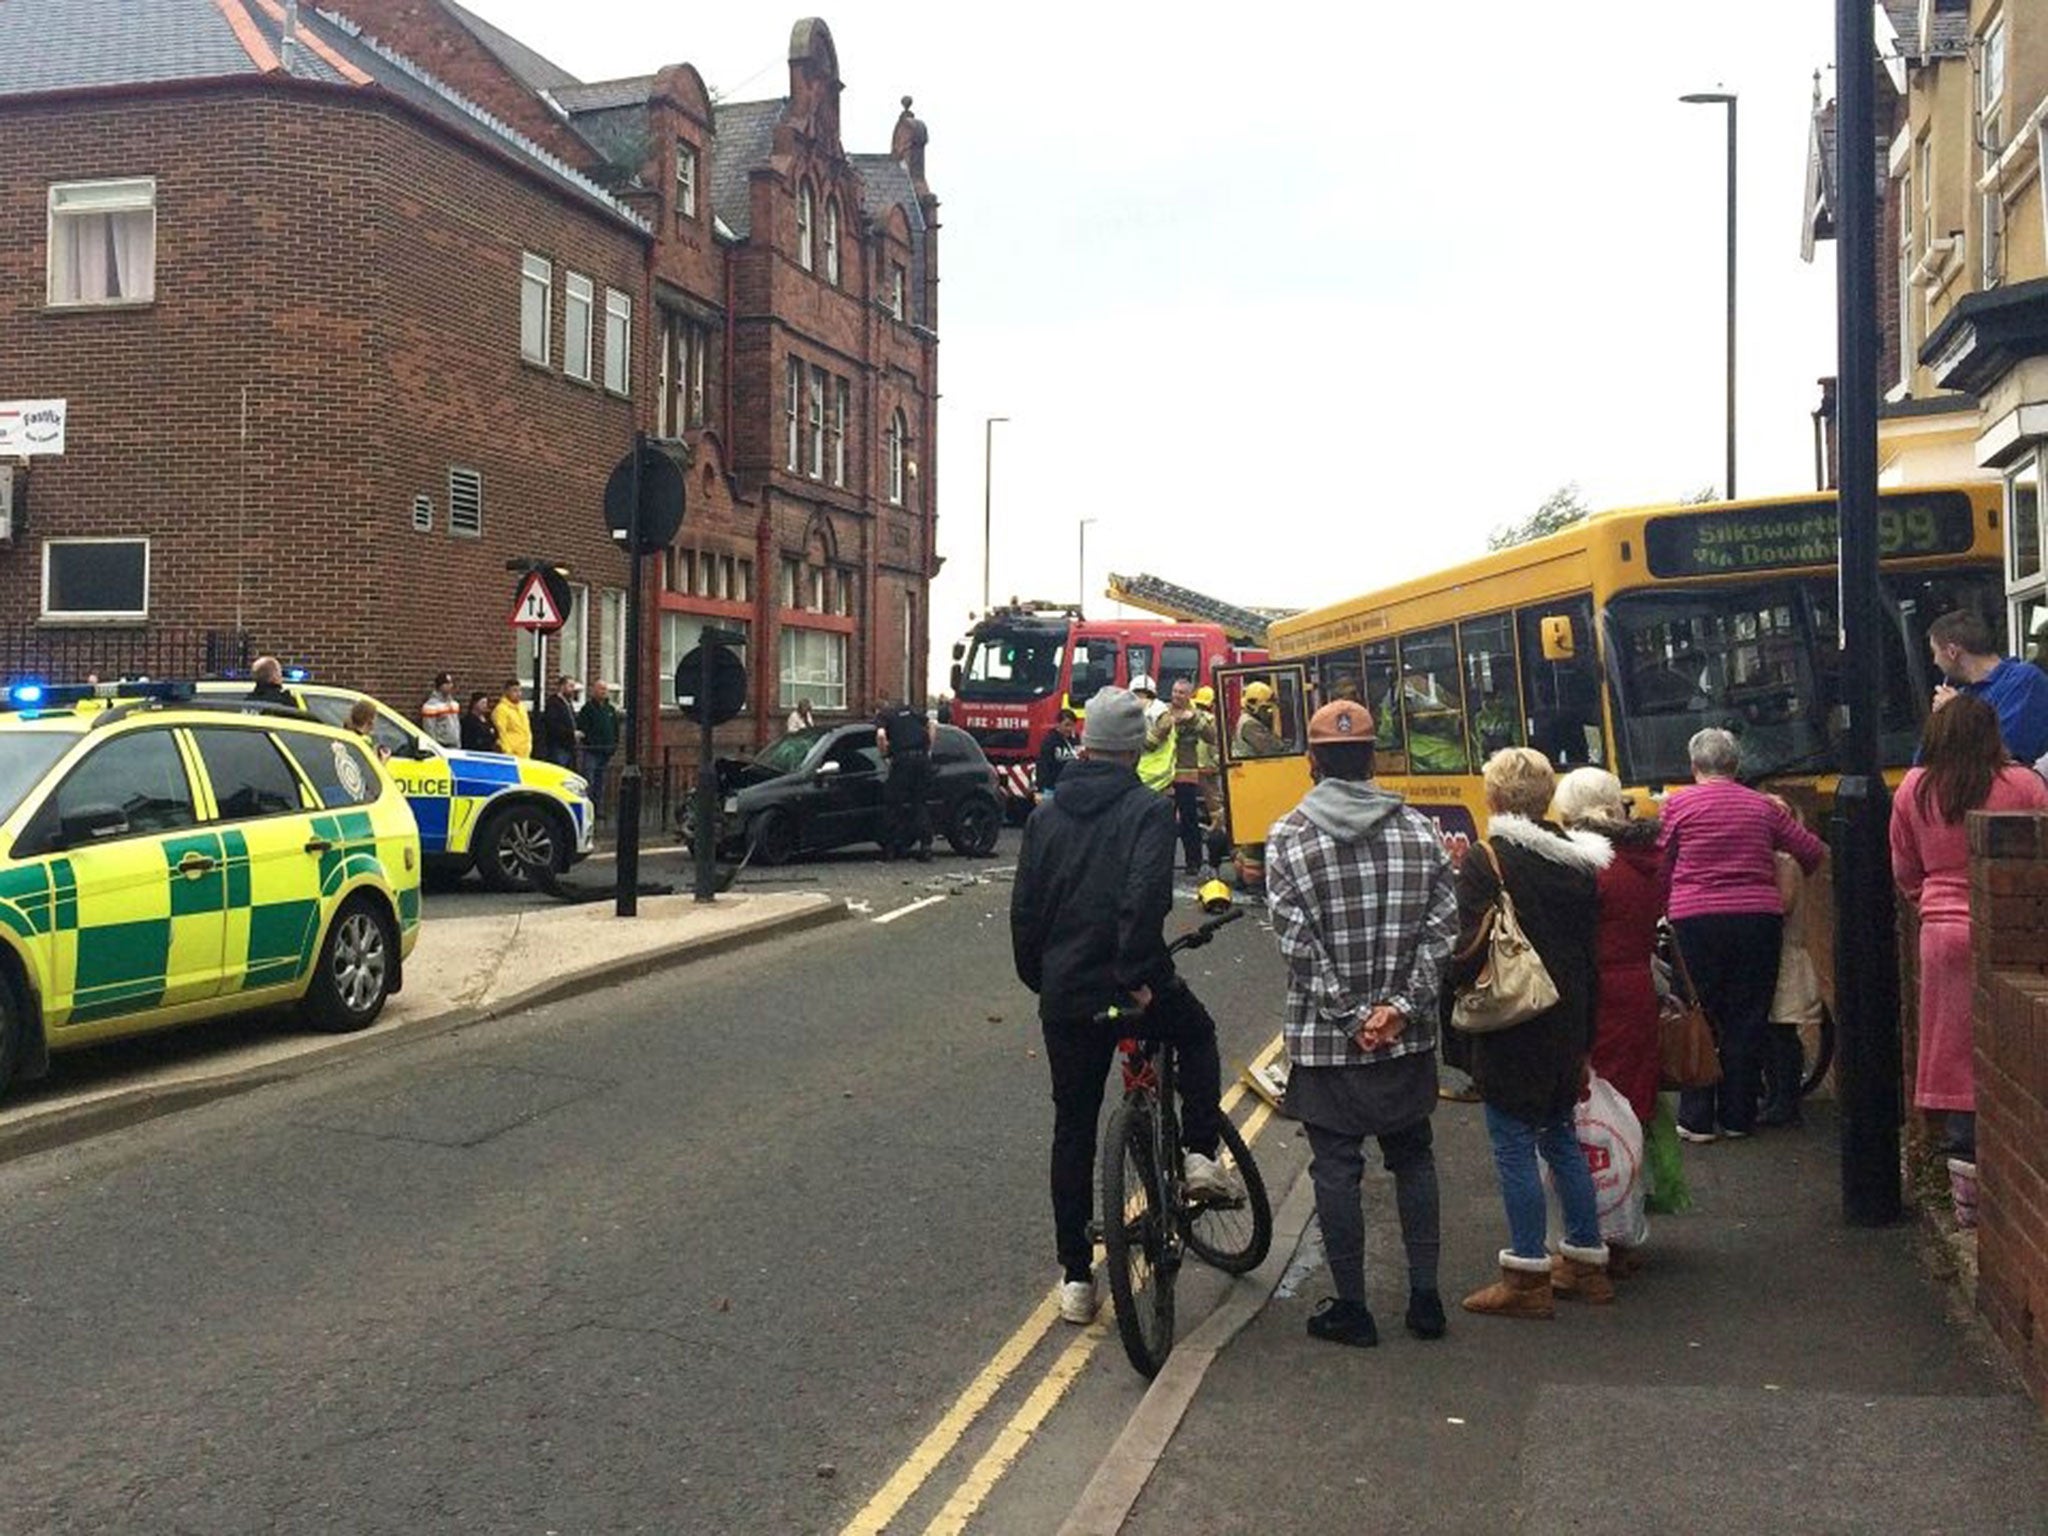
[1484,1102,1601,1259]
[581,748,613,818]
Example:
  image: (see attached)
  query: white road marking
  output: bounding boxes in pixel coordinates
[873,894,948,925]
[583,845,689,861]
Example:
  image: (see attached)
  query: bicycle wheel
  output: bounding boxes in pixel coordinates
[1099,1098,1176,1378]
[1799,1002,1836,1098]
[1179,1115,1272,1275]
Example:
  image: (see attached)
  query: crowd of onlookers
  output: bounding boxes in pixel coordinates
[416,670,624,815]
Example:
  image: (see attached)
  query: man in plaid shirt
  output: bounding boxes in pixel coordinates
[1266,699,1460,1348]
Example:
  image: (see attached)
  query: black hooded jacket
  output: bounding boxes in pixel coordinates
[1010,758,1176,1023]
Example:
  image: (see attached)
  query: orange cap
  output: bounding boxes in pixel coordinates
[1307,699,1376,743]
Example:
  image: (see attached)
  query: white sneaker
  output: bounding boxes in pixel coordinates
[1058,1276,1098,1324]
[1183,1150,1244,1202]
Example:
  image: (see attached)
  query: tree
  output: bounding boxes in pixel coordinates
[1487,484,1590,551]
[1679,485,1720,505]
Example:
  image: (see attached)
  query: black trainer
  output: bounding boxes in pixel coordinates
[1306,1297,1378,1348]
[1405,1288,1447,1340]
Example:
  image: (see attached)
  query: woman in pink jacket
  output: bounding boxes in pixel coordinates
[1658,727,1827,1141]
[1890,694,2048,1164]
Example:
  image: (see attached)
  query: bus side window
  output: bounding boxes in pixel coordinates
[1126,644,1154,683]
[1518,599,1605,769]
[1399,625,1470,774]
[1458,613,1525,766]
[1364,641,1406,773]
[1315,646,1364,707]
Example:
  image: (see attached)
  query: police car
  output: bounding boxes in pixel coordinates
[196,681,594,892]
[0,681,423,1099]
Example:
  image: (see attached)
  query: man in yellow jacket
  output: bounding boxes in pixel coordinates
[492,678,534,757]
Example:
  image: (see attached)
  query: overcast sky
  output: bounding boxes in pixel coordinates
[466,0,1844,678]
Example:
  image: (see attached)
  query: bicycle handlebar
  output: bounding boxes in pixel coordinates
[1092,908,1244,1027]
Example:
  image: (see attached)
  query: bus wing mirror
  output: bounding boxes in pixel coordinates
[1539,617,1576,662]
[949,664,963,694]
[950,641,965,662]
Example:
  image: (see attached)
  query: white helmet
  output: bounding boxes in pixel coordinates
[1129,673,1158,696]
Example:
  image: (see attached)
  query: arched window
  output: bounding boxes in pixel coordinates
[797,181,815,271]
[887,408,907,505]
[824,197,841,286]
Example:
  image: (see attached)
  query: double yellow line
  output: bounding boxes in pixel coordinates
[837,1032,1287,1536]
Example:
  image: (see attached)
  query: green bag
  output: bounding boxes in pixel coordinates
[1645,1093,1693,1215]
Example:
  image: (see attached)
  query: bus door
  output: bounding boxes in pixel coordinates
[1214,662,1311,845]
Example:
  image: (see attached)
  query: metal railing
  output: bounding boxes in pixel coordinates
[0,626,254,686]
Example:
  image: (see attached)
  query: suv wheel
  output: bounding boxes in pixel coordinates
[300,897,395,1032]
[476,802,562,892]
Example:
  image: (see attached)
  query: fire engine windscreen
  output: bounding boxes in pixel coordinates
[960,629,1066,700]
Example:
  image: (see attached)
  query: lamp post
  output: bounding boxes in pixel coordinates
[1077,517,1097,614]
[1681,90,1738,500]
[982,415,1009,613]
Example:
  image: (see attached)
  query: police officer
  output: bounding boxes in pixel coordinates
[876,696,937,861]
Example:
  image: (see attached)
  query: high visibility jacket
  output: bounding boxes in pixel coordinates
[1138,701,1175,792]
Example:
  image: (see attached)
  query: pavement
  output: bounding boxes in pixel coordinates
[1065,1097,2048,1536]
[0,883,846,1161]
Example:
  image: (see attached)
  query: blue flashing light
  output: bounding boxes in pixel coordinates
[8,682,45,707]
[283,665,312,683]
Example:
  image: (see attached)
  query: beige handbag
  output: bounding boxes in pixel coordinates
[1450,842,1559,1034]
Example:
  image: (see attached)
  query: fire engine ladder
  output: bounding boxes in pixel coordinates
[1102,572,1290,646]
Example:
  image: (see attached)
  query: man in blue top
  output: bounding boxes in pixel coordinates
[1928,609,2048,764]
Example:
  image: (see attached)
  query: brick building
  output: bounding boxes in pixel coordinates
[0,0,940,798]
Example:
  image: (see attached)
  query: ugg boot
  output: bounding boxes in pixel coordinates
[1461,1251,1555,1319]
[1550,1241,1615,1304]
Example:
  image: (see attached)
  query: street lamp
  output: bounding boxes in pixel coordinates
[982,415,1009,613]
[1078,517,1098,613]
[1681,90,1737,500]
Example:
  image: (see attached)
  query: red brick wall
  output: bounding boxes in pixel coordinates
[0,82,647,708]
[1968,809,2048,1410]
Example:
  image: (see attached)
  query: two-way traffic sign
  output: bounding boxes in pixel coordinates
[511,567,571,633]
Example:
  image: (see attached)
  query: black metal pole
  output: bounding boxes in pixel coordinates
[1724,96,1738,500]
[531,630,544,752]
[615,433,645,918]
[1833,0,1903,1226]
[694,639,717,902]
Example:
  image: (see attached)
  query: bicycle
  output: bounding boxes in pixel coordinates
[1090,905,1274,1378]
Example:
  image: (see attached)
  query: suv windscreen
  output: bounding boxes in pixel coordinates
[758,729,826,776]
[961,629,1065,701]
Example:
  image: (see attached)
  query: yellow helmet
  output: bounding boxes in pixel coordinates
[1242,681,1275,707]
[1192,685,1215,708]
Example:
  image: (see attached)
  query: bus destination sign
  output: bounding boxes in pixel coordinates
[1642,492,1976,579]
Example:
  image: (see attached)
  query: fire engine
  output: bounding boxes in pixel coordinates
[949,576,1281,819]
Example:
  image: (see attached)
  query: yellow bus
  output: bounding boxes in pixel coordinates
[1215,483,2006,851]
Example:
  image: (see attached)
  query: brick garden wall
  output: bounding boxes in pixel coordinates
[1968,809,2048,1410]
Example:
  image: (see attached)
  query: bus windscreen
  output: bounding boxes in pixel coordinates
[1642,492,1976,579]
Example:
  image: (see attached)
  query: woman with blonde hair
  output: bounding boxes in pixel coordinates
[1452,748,1614,1318]
[1552,767,1664,1127]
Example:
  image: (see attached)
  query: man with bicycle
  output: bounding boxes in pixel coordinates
[1011,686,1242,1325]
[1265,699,1460,1348]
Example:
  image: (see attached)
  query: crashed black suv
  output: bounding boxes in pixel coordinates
[710,722,1004,864]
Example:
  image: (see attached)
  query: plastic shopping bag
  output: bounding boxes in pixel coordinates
[1545,1072,1650,1249]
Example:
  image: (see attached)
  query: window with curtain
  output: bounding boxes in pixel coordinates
[48,179,156,306]
[780,627,847,710]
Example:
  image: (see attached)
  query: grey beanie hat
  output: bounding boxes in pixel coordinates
[1081,686,1146,752]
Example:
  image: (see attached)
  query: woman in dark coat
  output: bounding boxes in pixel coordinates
[1554,767,1665,1126]
[1451,748,1614,1320]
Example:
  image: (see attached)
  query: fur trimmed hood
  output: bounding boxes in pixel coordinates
[1487,812,1614,874]
[1568,814,1662,850]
